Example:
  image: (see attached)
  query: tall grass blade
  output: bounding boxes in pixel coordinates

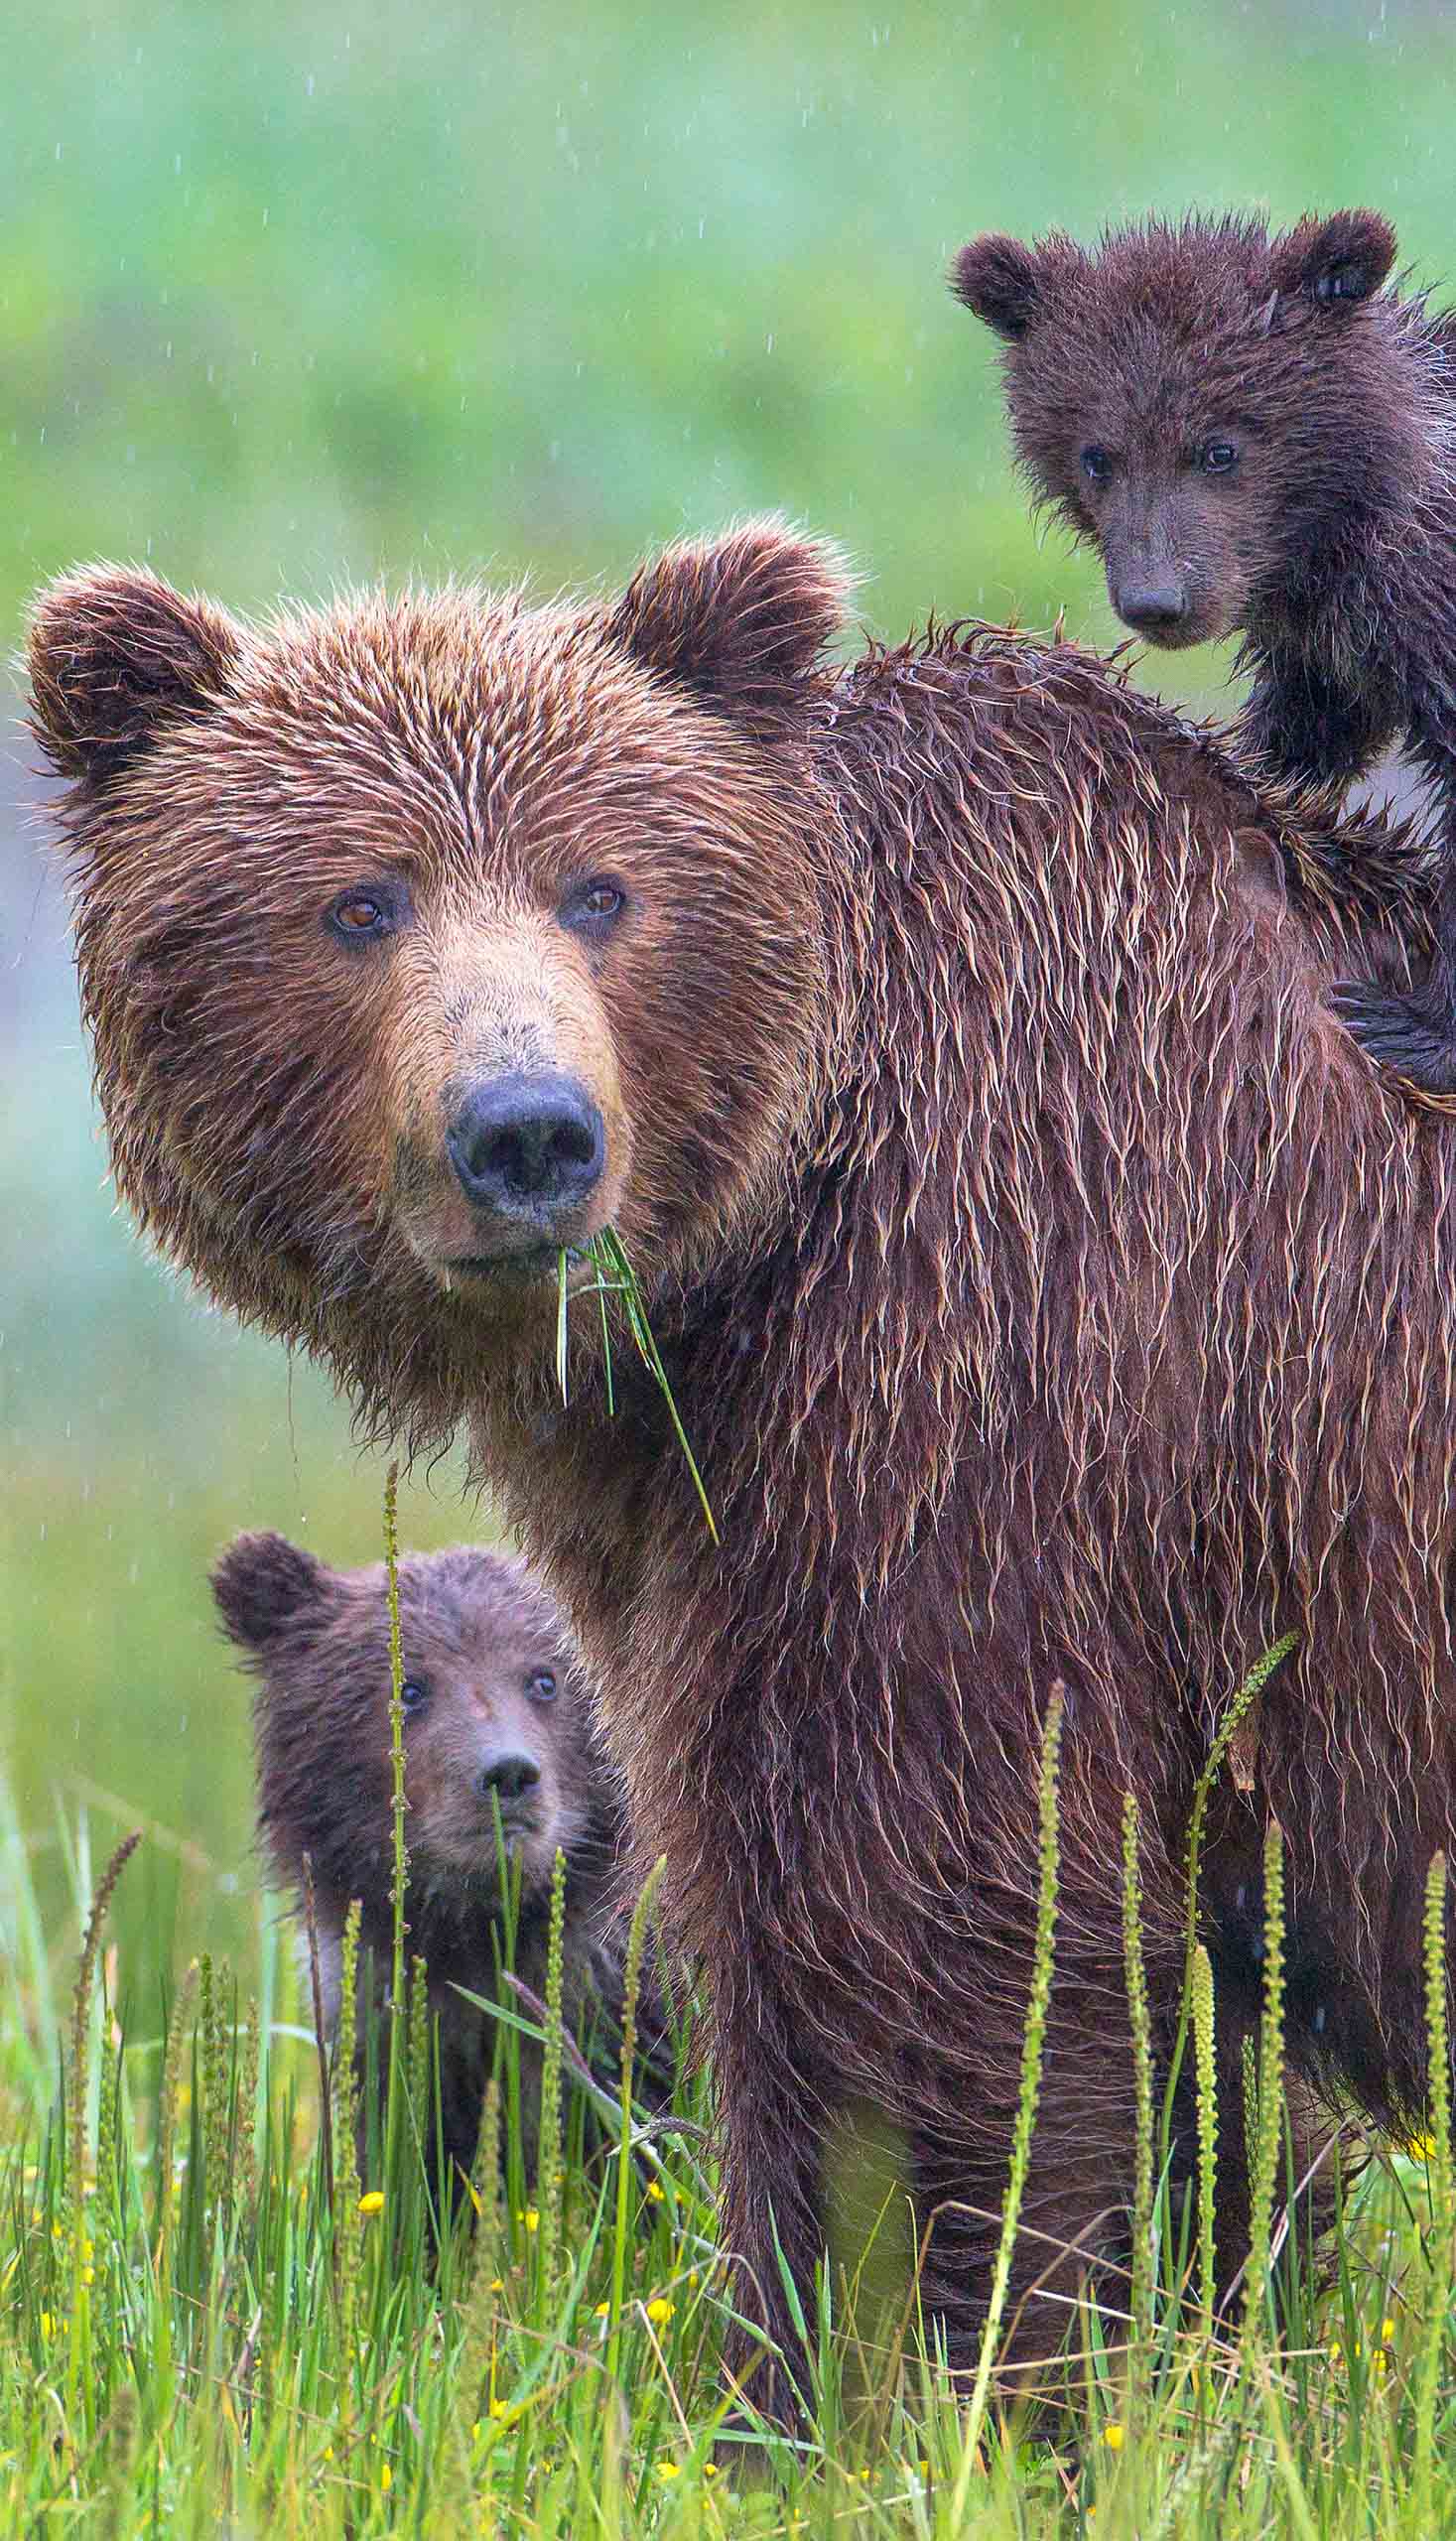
[1241,1819,1285,2356]
[1122,1788,1155,2424]
[1414,1848,1453,2526]
[953,1684,1064,2497]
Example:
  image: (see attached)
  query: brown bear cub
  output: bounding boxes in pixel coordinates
[35,530,1455,2419]
[952,209,1456,1099]
[211,1532,664,2191]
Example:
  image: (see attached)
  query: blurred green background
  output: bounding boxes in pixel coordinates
[4,0,1455,2006]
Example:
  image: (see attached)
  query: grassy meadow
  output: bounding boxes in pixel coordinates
[6,0,1456,2524]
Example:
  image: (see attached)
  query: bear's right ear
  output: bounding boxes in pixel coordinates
[211,1533,331,1654]
[950,233,1045,340]
[1269,208,1397,307]
[606,519,851,737]
[27,567,242,785]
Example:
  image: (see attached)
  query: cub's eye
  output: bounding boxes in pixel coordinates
[1200,441,1239,474]
[559,877,626,938]
[399,1679,428,1713]
[527,1671,558,1704]
[1080,445,1112,485]
[328,888,399,943]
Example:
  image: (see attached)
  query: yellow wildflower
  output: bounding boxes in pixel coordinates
[645,2297,675,2326]
[357,2191,384,2217]
[645,2181,666,2204]
[1103,2423,1125,2453]
[39,2313,54,2340]
[1382,2317,1396,2344]
[656,2462,681,2481]
[518,2207,540,2233]
[380,2463,392,2493]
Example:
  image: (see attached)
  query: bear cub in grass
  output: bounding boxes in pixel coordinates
[953,207,1456,1098]
[212,1533,662,2189]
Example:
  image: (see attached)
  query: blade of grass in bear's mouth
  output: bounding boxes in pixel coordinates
[557,1237,718,1542]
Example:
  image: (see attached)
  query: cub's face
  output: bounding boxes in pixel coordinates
[951,208,1413,652]
[212,1534,608,1902]
[31,526,848,1434]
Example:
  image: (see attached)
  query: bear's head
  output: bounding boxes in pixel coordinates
[950,209,1432,650]
[31,526,851,1444]
[211,1532,612,1919]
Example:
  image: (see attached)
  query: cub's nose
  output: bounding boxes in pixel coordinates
[480,1754,542,1807]
[446,1072,604,1223]
[1115,582,1189,638]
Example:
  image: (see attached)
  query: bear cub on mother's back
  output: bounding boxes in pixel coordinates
[952,207,1456,1099]
[212,1534,666,2189]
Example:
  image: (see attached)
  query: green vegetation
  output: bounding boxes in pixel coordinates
[4,1669,1456,2535]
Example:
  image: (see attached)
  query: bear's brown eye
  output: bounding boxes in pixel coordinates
[399,1678,428,1712]
[559,877,626,938]
[328,886,402,943]
[527,1671,557,1703]
[1200,441,1239,475]
[1080,445,1112,485]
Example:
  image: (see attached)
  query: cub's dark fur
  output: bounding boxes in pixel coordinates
[953,208,1456,1099]
[212,1532,670,2188]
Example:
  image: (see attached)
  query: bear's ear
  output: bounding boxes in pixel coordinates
[27,567,243,784]
[606,520,850,736]
[211,1533,332,1654]
[1269,208,1397,307]
[950,233,1046,340]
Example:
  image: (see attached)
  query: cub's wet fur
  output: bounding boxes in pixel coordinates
[953,208,1456,1101]
[212,1532,670,2189]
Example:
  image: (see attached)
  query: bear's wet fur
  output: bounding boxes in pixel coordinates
[952,208,1456,1103]
[35,525,1456,2414]
[211,1532,660,2192]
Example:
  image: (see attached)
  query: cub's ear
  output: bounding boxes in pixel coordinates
[1270,208,1397,307]
[27,567,242,784]
[606,519,851,736]
[211,1533,331,1654]
[950,232,1046,340]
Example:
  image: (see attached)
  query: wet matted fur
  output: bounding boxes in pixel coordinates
[31,523,1456,2411]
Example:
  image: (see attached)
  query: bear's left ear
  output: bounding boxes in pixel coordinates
[950,232,1048,340]
[211,1533,333,1655]
[27,566,243,785]
[1270,208,1397,307]
[606,520,851,736]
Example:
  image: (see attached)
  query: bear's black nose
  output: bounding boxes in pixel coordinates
[446,1072,604,1223]
[480,1754,542,1806]
[1116,583,1188,636]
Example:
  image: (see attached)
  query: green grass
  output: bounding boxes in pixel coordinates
[5,1741,1456,2535]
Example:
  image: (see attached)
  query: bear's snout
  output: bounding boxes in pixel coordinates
[1113,576,1190,639]
[478,1751,542,1810]
[446,1071,604,1231]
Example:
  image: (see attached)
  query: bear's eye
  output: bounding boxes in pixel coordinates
[1080,445,1112,485]
[559,877,627,939]
[1200,441,1239,475]
[399,1678,429,1713]
[327,886,402,943]
[527,1671,558,1704]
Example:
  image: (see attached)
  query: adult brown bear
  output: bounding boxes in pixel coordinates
[29,526,1456,2412]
